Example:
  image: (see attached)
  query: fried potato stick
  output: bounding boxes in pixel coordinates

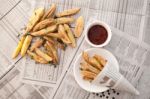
[21,35,32,57]
[30,38,43,51]
[93,54,107,66]
[82,51,90,63]
[81,70,97,79]
[83,76,94,81]
[31,25,57,36]
[33,18,55,31]
[56,17,74,24]
[46,41,58,64]
[74,16,84,37]
[27,50,48,64]
[80,62,100,74]
[58,25,71,44]
[41,4,56,20]
[25,7,44,34]
[64,24,76,47]
[89,57,103,70]
[35,48,52,62]
[12,36,26,58]
[56,8,80,17]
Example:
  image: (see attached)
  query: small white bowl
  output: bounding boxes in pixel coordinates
[85,20,112,47]
[73,48,119,93]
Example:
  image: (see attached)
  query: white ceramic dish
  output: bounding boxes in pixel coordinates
[73,48,119,93]
[85,20,112,48]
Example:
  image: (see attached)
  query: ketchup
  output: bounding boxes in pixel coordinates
[88,25,108,45]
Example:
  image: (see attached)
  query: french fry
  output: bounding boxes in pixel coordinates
[83,76,94,81]
[31,25,57,36]
[44,44,53,57]
[41,4,56,20]
[30,38,43,51]
[33,18,55,32]
[27,50,48,64]
[56,8,80,17]
[46,41,58,64]
[93,54,107,66]
[35,48,52,62]
[43,36,55,45]
[89,57,103,70]
[12,5,85,66]
[82,51,90,63]
[58,25,71,44]
[56,17,74,24]
[81,70,97,79]
[46,32,60,38]
[12,36,26,59]
[64,24,76,47]
[25,7,44,34]
[21,35,32,57]
[74,16,84,37]
[80,62,100,74]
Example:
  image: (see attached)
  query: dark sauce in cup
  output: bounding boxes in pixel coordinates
[88,25,108,45]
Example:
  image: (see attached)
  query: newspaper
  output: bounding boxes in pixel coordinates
[52,21,150,99]
[0,0,150,99]
[20,0,90,86]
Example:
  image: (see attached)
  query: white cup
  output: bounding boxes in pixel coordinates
[85,20,112,47]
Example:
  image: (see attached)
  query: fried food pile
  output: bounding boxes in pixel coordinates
[80,52,107,81]
[12,4,84,65]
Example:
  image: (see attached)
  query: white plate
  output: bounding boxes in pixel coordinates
[73,48,119,93]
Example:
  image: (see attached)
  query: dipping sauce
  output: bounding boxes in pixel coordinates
[88,25,108,45]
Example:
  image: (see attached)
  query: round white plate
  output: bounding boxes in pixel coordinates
[73,48,119,93]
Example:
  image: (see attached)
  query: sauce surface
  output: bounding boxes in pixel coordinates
[88,25,108,45]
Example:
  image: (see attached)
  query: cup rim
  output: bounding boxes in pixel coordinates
[85,20,112,47]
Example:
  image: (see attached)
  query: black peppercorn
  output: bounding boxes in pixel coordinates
[112,97,115,99]
[113,90,116,93]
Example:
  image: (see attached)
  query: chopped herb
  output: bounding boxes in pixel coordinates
[64,44,67,50]
[49,61,52,64]
[79,68,83,70]
[31,56,34,59]
[57,39,63,44]
[17,34,20,37]
[54,15,57,18]
[24,32,30,36]
[54,65,57,68]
